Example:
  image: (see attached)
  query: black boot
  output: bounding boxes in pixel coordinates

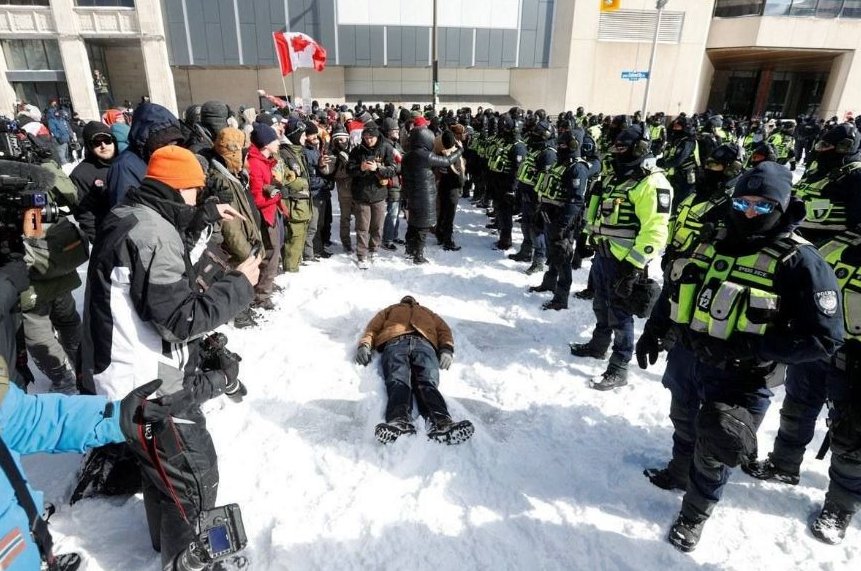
[573,287,594,300]
[668,513,707,552]
[569,341,608,358]
[741,456,800,485]
[643,467,687,491]
[233,307,258,329]
[810,501,853,545]
[508,248,532,262]
[524,258,545,275]
[442,241,462,251]
[374,418,417,444]
[427,418,475,445]
[541,299,568,311]
[590,362,628,391]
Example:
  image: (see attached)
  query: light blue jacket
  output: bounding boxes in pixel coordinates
[0,383,124,570]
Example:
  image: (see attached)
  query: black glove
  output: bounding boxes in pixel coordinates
[635,330,662,370]
[119,379,170,443]
[217,350,242,397]
[225,379,247,403]
[613,261,642,299]
[0,258,30,294]
[355,344,372,366]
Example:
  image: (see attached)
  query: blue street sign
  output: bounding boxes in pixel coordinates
[621,71,650,81]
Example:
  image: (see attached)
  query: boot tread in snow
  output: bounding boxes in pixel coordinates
[810,501,853,545]
[428,420,474,445]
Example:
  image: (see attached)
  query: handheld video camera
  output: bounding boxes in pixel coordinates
[0,173,57,261]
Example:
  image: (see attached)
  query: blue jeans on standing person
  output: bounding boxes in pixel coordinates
[54,141,69,166]
[383,198,401,244]
[379,334,449,424]
[589,253,635,366]
[682,362,773,520]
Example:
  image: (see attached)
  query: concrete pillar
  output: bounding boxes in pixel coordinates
[135,0,178,116]
[821,51,856,119]
[0,43,20,117]
[50,0,99,120]
[752,68,773,117]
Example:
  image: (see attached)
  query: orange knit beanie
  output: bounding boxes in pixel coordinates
[146,145,206,189]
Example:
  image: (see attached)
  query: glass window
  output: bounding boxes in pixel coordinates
[764,0,794,15]
[714,0,765,17]
[75,0,135,7]
[1,40,63,71]
[789,0,818,16]
[12,81,70,112]
[0,1,50,6]
[816,0,844,17]
[841,0,861,16]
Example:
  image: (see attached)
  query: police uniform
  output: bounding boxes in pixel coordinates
[533,152,600,309]
[486,120,522,250]
[746,124,861,486]
[511,125,555,270]
[647,163,843,552]
[575,125,672,388]
[660,121,699,209]
[641,153,742,491]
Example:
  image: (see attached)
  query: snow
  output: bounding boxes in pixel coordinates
[22,195,858,570]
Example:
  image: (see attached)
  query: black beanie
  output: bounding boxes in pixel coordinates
[250,123,278,148]
[732,162,792,212]
[305,122,319,136]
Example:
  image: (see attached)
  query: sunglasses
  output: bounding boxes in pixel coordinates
[731,197,776,216]
[91,137,114,147]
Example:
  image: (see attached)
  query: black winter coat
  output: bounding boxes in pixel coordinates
[69,156,111,242]
[347,139,397,204]
[402,128,462,228]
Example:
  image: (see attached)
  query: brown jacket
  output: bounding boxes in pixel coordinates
[359,300,454,352]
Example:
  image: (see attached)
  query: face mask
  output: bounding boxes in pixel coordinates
[702,169,724,187]
[815,149,842,171]
[727,208,782,239]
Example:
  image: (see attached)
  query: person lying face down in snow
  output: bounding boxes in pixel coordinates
[355,295,474,445]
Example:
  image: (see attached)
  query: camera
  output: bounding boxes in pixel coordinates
[198,504,247,561]
[0,172,58,261]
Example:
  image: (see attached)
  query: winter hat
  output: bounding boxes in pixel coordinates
[381,118,399,133]
[362,123,380,137]
[732,162,792,213]
[820,123,859,153]
[146,145,206,189]
[413,116,430,128]
[83,121,113,147]
[304,122,319,136]
[331,123,348,140]
[250,123,278,148]
[285,116,306,144]
[144,124,185,159]
[400,295,417,305]
[358,111,373,125]
[199,100,230,136]
[214,127,246,174]
[255,112,279,126]
[450,124,466,138]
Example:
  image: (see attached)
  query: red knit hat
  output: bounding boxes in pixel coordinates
[413,116,430,128]
[146,145,205,189]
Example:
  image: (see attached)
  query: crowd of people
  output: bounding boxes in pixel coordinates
[0,90,859,570]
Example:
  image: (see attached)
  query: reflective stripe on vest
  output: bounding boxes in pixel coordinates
[668,236,806,339]
[793,162,861,232]
[670,192,730,255]
[820,230,861,341]
[666,139,699,177]
[588,176,642,245]
[516,150,540,185]
[535,162,569,205]
[488,142,514,173]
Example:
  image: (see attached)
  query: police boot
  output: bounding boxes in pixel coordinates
[573,287,594,300]
[508,246,533,262]
[541,298,568,311]
[569,341,608,359]
[413,244,429,264]
[643,467,687,492]
[427,418,475,445]
[668,512,707,552]
[741,456,800,485]
[811,501,853,545]
[590,360,628,391]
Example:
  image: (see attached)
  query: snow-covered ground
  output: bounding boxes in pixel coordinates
[24,194,857,570]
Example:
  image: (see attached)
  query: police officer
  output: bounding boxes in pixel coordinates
[486,114,523,251]
[529,135,600,310]
[509,119,555,273]
[648,113,667,158]
[743,122,861,486]
[767,120,795,167]
[807,227,861,545]
[637,162,843,552]
[658,115,699,209]
[570,124,672,390]
[640,144,744,491]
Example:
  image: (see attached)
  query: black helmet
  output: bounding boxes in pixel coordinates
[581,134,597,159]
[531,119,555,142]
[497,113,514,136]
[706,143,743,178]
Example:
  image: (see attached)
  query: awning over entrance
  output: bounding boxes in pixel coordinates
[706,47,848,117]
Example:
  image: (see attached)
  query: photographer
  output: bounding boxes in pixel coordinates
[1,159,88,395]
[81,146,259,569]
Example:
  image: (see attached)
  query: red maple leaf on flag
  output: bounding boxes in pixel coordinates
[290,35,311,54]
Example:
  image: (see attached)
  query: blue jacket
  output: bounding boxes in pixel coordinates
[107,103,179,206]
[0,383,124,570]
[46,110,72,144]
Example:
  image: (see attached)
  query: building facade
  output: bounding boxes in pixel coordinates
[1,0,860,120]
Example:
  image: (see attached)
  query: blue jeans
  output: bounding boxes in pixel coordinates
[380,335,448,423]
[383,199,401,244]
[590,254,635,365]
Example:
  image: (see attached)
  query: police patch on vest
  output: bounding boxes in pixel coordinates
[657,189,671,213]
[814,290,838,316]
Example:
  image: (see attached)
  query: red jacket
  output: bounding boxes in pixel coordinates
[247,145,281,226]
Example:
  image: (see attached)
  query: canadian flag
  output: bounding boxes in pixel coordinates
[273,31,327,76]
